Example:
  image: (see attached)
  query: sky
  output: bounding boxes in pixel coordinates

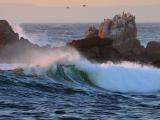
[0,0,160,23]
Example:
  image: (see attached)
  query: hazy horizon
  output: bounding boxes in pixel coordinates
[0,0,160,23]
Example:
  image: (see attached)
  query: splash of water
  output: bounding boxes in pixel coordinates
[21,50,160,93]
[12,23,28,39]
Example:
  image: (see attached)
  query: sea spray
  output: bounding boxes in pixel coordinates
[11,23,49,46]
[12,23,28,39]
[22,51,160,93]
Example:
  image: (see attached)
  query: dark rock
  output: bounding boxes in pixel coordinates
[67,36,160,68]
[85,25,98,38]
[0,20,19,48]
[152,60,160,68]
[146,41,160,61]
[67,37,121,62]
[0,20,54,63]
[67,13,160,68]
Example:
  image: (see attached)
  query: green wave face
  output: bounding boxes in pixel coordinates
[47,64,95,87]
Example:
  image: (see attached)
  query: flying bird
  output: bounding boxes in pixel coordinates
[82,5,86,7]
[66,6,70,9]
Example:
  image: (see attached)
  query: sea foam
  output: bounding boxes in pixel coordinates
[76,60,160,93]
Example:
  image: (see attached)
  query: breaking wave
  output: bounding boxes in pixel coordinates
[4,23,160,93]
[20,54,160,93]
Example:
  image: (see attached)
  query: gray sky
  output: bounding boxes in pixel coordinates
[0,3,160,23]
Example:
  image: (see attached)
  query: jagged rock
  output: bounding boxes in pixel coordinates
[67,37,121,62]
[98,12,137,40]
[0,20,19,48]
[112,38,143,54]
[0,20,54,63]
[98,19,112,39]
[67,12,160,68]
[85,26,98,38]
[0,19,160,68]
[146,41,160,61]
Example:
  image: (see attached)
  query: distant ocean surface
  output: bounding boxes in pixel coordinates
[21,23,160,47]
[0,23,160,120]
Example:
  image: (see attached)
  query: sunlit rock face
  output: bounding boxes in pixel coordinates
[85,26,98,38]
[98,12,137,40]
[98,12,140,54]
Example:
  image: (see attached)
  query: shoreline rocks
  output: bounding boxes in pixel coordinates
[0,16,160,68]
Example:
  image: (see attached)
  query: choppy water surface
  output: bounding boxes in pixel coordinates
[0,23,160,120]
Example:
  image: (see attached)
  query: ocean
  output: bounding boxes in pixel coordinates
[0,23,160,120]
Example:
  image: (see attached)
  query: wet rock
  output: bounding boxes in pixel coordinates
[67,37,120,62]
[112,38,143,55]
[152,60,160,68]
[146,41,160,61]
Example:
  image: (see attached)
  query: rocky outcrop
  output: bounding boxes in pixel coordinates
[85,26,98,38]
[67,13,160,68]
[146,41,160,61]
[67,37,120,62]
[98,12,140,55]
[0,20,19,48]
[98,12,137,40]
[0,18,160,68]
[0,20,55,63]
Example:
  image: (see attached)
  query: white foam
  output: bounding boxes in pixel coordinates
[76,61,160,93]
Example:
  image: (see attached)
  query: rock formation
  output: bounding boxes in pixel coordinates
[67,12,160,68]
[0,20,19,49]
[0,17,160,68]
[98,12,137,40]
[98,12,140,55]
[0,20,56,63]
[85,26,98,38]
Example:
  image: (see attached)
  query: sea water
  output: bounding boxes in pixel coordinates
[0,23,160,120]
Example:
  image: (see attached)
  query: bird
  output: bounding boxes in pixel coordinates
[82,4,86,7]
[66,6,70,9]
